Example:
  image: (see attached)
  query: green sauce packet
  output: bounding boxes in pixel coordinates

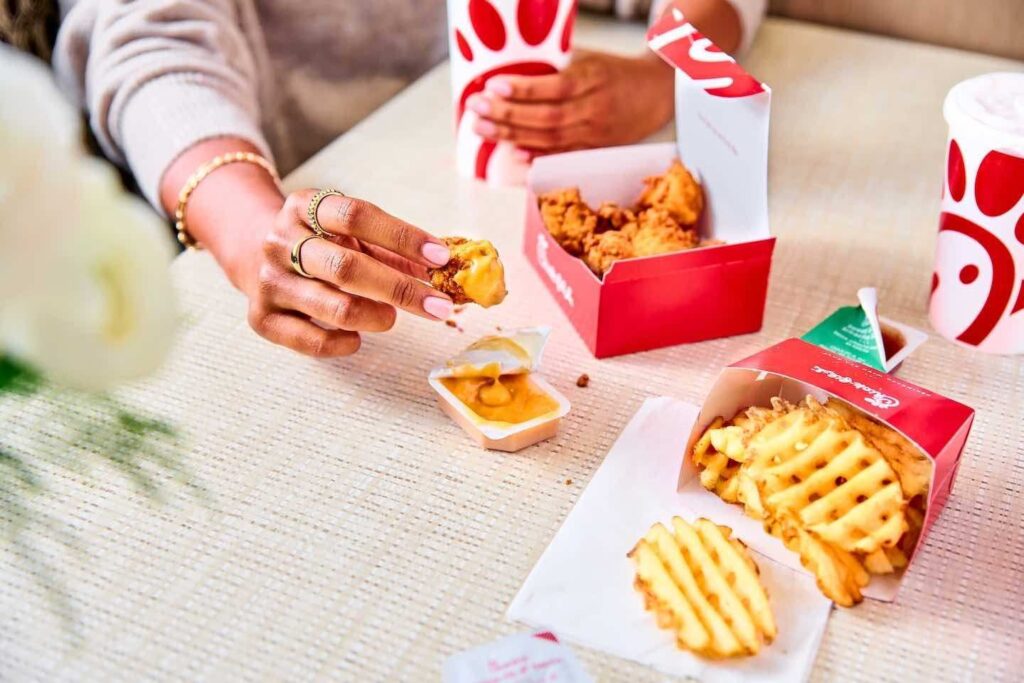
[801,288,928,373]
[802,304,886,370]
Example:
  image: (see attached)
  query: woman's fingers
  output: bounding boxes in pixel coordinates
[484,57,605,102]
[250,311,362,358]
[299,238,454,321]
[268,275,397,332]
[472,119,592,151]
[362,243,430,280]
[288,192,450,269]
[467,93,590,130]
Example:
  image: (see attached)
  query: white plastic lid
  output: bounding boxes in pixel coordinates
[944,72,1024,153]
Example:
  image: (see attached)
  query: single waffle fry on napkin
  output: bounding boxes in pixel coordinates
[508,397,832,682]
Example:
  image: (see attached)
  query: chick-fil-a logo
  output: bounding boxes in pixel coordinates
[450,0,576,179]
[646,2,765,98]
[811,365,900,409]
[536,234,574,307]
[932,139,1024,348]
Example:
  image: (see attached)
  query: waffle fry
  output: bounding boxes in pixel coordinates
[691,395,929,607]
[749,404,908,555]
[629,517,776,658]
[862,546,909,575]
[828,399,932,499]
[692,418,742,503]
[763,513,869,606]
[706,398,793,463]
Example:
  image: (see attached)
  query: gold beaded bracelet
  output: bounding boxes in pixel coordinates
[174,151,280,249]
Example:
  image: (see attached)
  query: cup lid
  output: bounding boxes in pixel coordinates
[944,72,1024,153]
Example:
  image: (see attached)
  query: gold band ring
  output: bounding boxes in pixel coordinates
[290,233,322,278]
[307,188,345,236]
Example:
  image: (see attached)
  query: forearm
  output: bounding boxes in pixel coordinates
[161,137,283,295]
[650,0,744,54]
[54,0,269,209]
[674,0,743,53]
[637,0,743,112]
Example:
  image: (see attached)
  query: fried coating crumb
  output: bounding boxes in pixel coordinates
[539,187,598,256]
[445,319,458,328]
[632,208,699,258]
[564,478,573,485]
[576,373,590,388]
[428,237,507,307]
[637,159,704,227]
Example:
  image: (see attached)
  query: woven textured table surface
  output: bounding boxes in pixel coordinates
[3,16,1023,682]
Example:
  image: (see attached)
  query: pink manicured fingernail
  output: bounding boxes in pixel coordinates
[421,241,450,266]
[486,78,513,97]
[468,94,492,115]
[423,296,454,320]
[474,119,498,136]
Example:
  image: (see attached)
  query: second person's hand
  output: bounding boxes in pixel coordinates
[466,50,674,156]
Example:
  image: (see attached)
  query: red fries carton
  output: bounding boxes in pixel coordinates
[522,4,774,357]
[681,338,975,600]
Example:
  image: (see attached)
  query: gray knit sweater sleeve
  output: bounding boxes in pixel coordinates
[53,0,272,210]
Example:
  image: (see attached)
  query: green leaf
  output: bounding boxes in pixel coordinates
[0,448,41,492]
[0,355,41,395]
[116,410,176,437]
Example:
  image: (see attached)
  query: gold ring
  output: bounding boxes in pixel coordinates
[307,188,345,236]
[290,234,321,278]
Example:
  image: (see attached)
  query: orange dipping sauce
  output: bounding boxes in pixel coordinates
[441,373,559,424]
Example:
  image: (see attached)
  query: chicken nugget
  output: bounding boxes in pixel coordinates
[637,160,704,227]
[538,187,598,256]
[583,229,635,276]
[428,237,507,307]
[632,209,699,257]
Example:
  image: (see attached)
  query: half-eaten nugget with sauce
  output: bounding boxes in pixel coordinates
[428,237,507,308]
[429,327,570,452]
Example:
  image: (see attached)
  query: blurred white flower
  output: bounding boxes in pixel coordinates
[0,45,80,299]
[0,46,178,390]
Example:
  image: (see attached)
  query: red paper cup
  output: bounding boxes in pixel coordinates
[447,0,577,186]
[931,72,1024,354]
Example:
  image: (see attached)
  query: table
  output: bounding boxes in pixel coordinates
[3,15,1023,682]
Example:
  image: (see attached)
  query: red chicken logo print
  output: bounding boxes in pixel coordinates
[932,138,1024,350]
[449,0,576,182]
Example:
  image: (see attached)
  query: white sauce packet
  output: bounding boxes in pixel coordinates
[443,630,593,683]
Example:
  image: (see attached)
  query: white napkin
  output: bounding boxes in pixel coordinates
[508,397,833,682]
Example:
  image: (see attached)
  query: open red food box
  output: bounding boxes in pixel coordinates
[523,7,775,357]
[682,338,975,600]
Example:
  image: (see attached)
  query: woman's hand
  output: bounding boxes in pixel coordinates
[241,190,455,357]
[466,50,674,155]
[161,139,455,359]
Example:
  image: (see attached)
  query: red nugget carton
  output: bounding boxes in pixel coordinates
[523,5,774,358]
[681,338,975,600]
